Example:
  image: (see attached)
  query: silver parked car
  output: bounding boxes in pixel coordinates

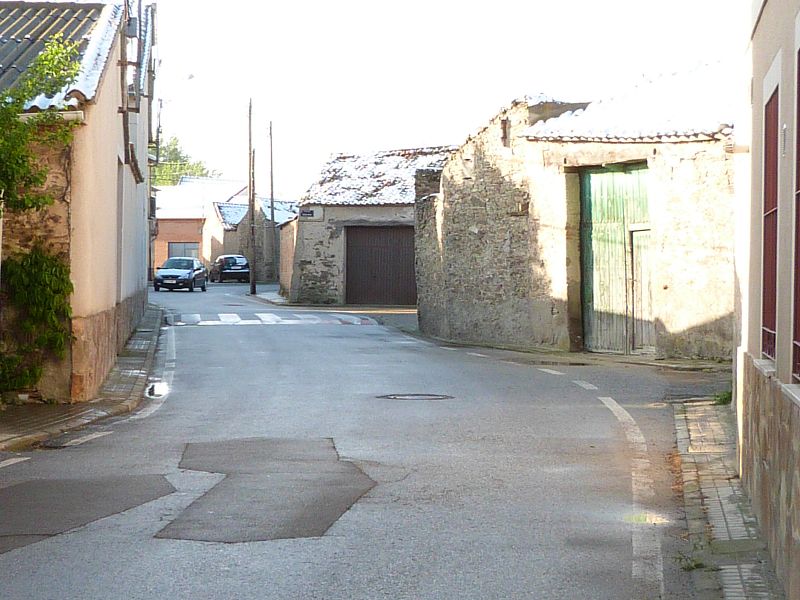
[154,257,208,292]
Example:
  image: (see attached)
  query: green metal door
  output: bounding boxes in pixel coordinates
[580,164,651,353]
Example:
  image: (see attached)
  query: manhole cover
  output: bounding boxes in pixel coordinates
[376,394,454,401]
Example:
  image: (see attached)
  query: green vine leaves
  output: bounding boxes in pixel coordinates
[0,34,80,217]
[1,35,80,394]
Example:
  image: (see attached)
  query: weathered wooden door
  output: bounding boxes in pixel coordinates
[580,164,652,353]
[346,226,417,305]
[630,228,655,352]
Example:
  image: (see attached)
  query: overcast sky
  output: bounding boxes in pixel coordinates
[154,0,749,200]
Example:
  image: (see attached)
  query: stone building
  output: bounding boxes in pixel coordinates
[283,146,455,305]
[417,67,740,360]
[233,195,296,282]
[0,2,156,402]
[742,2,800,596]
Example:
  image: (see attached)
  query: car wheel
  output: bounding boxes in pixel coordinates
[201,279,207,292]
[188,279,195,292]
[154,284,160,292]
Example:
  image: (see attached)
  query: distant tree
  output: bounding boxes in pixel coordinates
[152,136,220,186]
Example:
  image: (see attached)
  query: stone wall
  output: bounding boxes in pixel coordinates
[741,355,800,598]
[1,144,73,400]
[416,102,571,350]
[1,141,149,402]
[2,144,71,260]
[531,140,736,359]
[279,219,297,298]
[416,100,736,358]
[291,204,414,304]
[236,208,277,282]
[70,287,146,402]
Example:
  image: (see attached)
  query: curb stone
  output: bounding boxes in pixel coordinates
[673,400,784,599]
[0,304,164,452]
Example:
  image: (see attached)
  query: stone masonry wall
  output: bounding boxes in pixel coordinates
[416,192,447,338]
[741,355,800,598]
[526,139,736,359]
[1,144,73,400]
[2,142,149,402]
[70,287,146,402]
[417,102,571,350]
[292,205,414,304]
[417,101,736,358]
[237,208,277,282]
[2,144,71,260]
[279,219,297,298]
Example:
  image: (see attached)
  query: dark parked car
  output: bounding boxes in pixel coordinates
[210,254,250,282]
[154,257,207,292]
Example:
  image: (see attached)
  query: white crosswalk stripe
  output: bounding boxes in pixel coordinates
[255,313,281,324]
[173,312,377,327]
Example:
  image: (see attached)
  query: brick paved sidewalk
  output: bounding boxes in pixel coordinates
[0,304,163,452]
[674,399,785,599]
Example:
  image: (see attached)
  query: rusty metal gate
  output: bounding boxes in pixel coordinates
[580,164,654,354]
[345,226,416,305]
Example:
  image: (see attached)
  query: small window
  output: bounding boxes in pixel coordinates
[168,242,199,258]
[501,118,511,147]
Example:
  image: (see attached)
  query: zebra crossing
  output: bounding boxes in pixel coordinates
[170,312,377,327]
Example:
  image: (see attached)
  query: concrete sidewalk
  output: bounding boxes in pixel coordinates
[0,304,163,452]
[674,399,785,599]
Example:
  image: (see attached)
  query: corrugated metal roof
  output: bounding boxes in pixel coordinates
[0,1,123,110]
[300,146,457,207]
[522,63,737,143]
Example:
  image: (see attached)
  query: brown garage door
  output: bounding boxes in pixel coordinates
[346,226,416,305]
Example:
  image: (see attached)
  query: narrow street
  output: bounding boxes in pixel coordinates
[0,284,729,599]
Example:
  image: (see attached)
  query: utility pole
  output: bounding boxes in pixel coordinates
[269,121,277,282]
[248,99,256,296]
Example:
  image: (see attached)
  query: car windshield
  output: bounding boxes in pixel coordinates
[162,258,192,270]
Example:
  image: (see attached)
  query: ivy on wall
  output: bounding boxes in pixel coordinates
[0,247,73,391]
[0,35,80,395]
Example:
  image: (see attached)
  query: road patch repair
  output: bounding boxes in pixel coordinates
[0,476,175,554]
[156,438,376,543]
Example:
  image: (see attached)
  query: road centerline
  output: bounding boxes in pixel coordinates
[597,396,665,598]
[0,457,30,469]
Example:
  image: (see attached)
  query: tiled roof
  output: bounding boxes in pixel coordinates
[214,202,248,231]
[300,146,457,207]
[0,1,124,110]
[256,198,298,226]
[522,63,736,142]
[215,194,299,229]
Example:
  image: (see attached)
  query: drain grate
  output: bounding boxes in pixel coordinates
[377,393,454,401]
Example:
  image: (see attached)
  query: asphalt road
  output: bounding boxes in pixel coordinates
[0,282,729,599]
